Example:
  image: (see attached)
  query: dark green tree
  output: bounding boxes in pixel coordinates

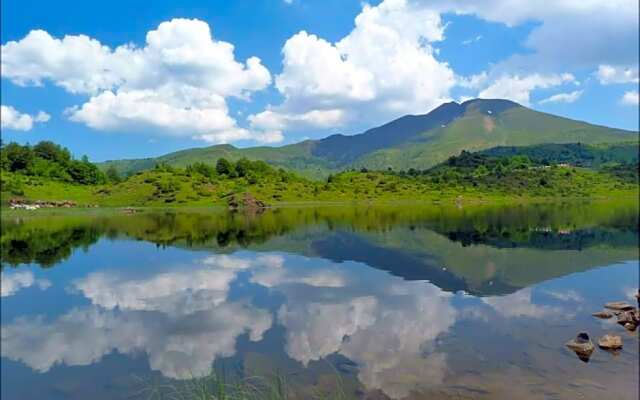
[216,158,232,175]
[2,142,35,172]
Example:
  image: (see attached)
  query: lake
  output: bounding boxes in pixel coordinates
[1,202,638,399]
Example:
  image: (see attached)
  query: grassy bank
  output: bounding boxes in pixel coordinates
[2,141,637,207]
[2,167,637,208]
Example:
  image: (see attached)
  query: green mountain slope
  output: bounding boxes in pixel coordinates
[99,98,638,178]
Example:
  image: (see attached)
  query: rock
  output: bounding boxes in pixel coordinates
[604,301,634,311]
[8,198,76,209]
[623,322,637,332]
[617,310,636,325]
[591,310,613,319]
[598,334,623,350]
[227,193,268,212]
[565,332,595,362]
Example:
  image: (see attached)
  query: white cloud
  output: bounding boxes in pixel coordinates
[421,0,639,71]
[250,0,457,132]
[1,271,51,297]
[1,105,50,131]
[249,108,347,131]
[621,91,639,106]
[596,64,639,84]
[478,73,575,105]
[462,35,483,45]
[538,90,583,104]
[251,0,636,134]
[1,19,276,143]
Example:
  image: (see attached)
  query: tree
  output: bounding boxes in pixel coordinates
[216,158,232,175]
[67,158,105,185]
[106,166,122,183]
[34,141,70,164]
[2,142,34,172]
[235,158,251,177]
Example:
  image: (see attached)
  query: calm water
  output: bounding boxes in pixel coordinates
[1,202,638,399]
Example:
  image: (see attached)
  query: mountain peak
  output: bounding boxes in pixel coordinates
[460,98,522,114]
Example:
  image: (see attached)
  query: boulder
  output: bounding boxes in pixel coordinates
[591,310,613,319]
[227,193,268,212]
[623,322,637,332]
[598,334,623,350]
[617,310,636,325]
[604,301,634,311]
[565,332,595,362]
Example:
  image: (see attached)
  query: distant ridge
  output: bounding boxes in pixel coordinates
[99,98,638,178]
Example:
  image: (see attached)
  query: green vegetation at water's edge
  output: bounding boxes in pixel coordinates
[1,140,638,207]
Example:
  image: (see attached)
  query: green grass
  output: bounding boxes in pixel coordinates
[2,162,637,208]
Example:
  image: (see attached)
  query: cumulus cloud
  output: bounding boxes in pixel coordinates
[1,105,50,131]
[478,73,575,105]
[538,90,583,104]
[4,1,636,140]
[250,0,457,132]
[596,64,639,85]
[621,91,639,106]
[1,271,51,297]
[1,19,275,143]
[251,0,635,134]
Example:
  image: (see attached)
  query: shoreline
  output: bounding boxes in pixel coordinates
[2,194,638,215]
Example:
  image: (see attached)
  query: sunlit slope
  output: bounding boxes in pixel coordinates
[353,100,636,170]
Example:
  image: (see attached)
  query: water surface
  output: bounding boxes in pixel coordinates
[1,202,638,399]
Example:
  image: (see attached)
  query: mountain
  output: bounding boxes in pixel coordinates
[99,98,637,178]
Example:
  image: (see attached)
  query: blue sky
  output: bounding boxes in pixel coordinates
[1,0,638,161]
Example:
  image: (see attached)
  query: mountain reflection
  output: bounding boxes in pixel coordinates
[2,202,636,296]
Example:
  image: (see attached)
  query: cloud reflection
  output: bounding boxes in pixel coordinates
[1,270,50,297]
[3,253,457,398]
[2,255,273,379]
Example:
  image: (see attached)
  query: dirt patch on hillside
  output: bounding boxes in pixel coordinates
[483,116,495,133]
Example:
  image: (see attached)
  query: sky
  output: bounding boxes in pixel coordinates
[1,0,638,161]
